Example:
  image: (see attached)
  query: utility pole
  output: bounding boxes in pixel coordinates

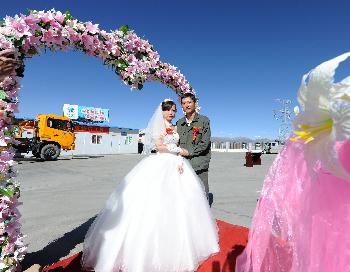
[273,99,292,142]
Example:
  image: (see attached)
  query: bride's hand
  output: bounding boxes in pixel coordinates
[179,148,189,157]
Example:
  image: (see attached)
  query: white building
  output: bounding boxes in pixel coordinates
[62,124,139,155]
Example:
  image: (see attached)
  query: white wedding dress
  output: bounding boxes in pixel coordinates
[82,131,219,272]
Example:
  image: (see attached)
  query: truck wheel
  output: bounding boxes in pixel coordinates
[32,150,41,158]
[40,144,60,161]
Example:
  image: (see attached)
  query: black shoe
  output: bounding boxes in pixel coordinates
[208,193,214,207]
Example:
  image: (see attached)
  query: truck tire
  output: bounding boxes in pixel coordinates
[32,150,41,158]
[40,144,60,161]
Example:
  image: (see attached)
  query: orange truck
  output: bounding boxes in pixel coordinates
[15,114,75,160]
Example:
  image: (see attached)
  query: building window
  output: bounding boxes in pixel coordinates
[97,135,102,144]
[92,135,102,144]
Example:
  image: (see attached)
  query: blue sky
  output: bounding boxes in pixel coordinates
[2,0,350,138]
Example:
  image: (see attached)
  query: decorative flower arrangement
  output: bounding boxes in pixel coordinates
[0,9,197,271]
[291,52,350,181]
[0,9,196,93]
[165,127,173,135]
[192,127,200,142]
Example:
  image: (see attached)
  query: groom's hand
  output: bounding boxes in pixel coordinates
[179,148,189,157]
[155,142,162,152]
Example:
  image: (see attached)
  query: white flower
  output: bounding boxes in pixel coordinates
[0,262,7,269]
[292,52,350,181]
[294,106,300,115]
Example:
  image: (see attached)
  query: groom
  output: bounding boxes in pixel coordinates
[178,93,213,206]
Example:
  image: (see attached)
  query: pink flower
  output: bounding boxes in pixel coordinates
[4,242,14,254]
[105,41,121,57]
[112,47,120,57]
[127,66,136,75]
[49,20,62,29]
[10,19,31,38]
[0,151,14,162]
[40,12,54,24]
[86,22,99,34]
[65,27,81,43]
[23,15,40,31]
[42,30,64,46]
[0,162,9,173]
[6,103,18,113]
[92,36,101,49]
[100,30,109,39]
[0,77,16,90]
[148,51,160,62]
[81,33,94,48]
[54,11,65,25]
[127,54,137,65]
[0,120,5,129]
[42,30,55,43]
[0,101,7,109]
[23,36,40,52]
[0,36,13,50]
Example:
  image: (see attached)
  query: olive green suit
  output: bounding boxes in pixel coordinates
[176,113,211,193]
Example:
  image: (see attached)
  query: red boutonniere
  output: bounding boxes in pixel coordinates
[166,127,173,134]
[192,127,200,142]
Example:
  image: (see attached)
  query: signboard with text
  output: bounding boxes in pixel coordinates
[63,104,110,123]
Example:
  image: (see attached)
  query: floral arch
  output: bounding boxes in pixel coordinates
[0,9,195,270]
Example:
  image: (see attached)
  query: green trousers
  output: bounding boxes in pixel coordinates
[195,169,209,194]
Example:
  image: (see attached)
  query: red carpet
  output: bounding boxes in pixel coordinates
[42,220,249,272]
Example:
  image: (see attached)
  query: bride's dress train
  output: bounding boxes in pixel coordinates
[82,133,219,272]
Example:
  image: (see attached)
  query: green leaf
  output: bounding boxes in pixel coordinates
[64,10,73,23]
[34,30,42,37]
[38,21,49,30]
[4,218,12,225]
[6,189,14,198]
[116,59,128,70]
[26,9,34,15]
[4,128,16,137]
[0,90,7,100]
[0,20,5,27]
[119,25,130,35]
[98,33,107,42]
[27,47,38,56]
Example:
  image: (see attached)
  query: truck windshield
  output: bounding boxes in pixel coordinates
[47,118,73,132]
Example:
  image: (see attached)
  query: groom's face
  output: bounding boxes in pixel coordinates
[181,97,196,115]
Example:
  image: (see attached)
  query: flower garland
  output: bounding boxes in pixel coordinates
[0,9,196,271]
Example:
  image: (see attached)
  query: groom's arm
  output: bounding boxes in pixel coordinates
[189,118,211,156]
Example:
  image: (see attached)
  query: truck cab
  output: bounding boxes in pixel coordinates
[16,114,75,160]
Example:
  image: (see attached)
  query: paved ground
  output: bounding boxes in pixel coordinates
[15,152,277,268]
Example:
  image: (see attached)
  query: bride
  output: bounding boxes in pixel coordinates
[81,99,219,272]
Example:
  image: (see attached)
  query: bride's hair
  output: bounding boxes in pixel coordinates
[161,100,176,111]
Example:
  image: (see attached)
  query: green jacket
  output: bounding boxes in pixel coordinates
[176,113,211,171]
